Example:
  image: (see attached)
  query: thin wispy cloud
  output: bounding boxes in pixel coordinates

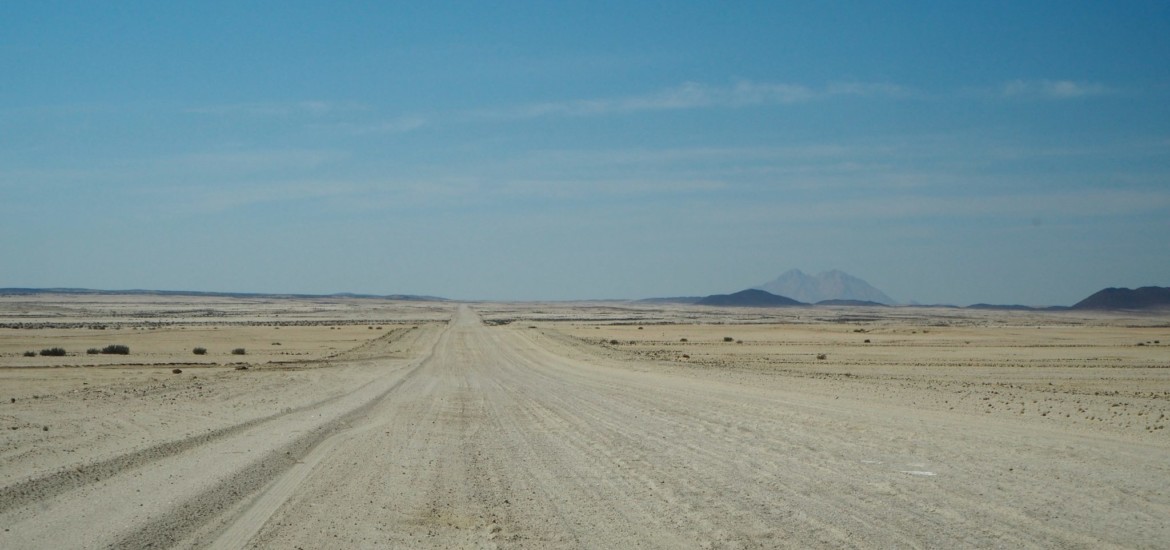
[139,179,371,214]
[476,80,910,120]
[185,101,368,117]
[694,187,1170,227]
[999,79,1113,99]
[163,149,348,173]
[825,82,915,99]
[320,115,430,135]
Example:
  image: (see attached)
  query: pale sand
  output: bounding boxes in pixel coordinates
[1,296,1167,548]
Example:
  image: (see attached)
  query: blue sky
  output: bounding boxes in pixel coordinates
[2,2,1168,304]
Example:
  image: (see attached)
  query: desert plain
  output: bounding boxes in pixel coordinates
[1,294,1168,549]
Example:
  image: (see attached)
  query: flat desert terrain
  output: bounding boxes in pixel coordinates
[1,295,1168,548]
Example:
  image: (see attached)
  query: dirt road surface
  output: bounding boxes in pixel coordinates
[2,305,1167,548]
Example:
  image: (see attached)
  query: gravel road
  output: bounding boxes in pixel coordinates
[3,305,1167,548]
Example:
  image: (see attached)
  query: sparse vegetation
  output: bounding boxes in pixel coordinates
[609,339,620,345]
[723,337,734,342]
[232,348,247,355]
[193,347,207,355]
[87,348,100,354]
[40,348,67,357]
[101,344,130,355]
[680,338,688,342]
[23,351,36,357]
[816,353,827,360]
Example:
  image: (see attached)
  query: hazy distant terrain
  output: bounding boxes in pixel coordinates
[755,269,896,305]
[1,295,1168,548]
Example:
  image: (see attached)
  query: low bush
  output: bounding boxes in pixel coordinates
[231,348,246,355]
[193,347,207,355]
[23,351,36,357]
[723,337,734,342]
[101,344,130,355]
[87,348,100,355]
[40,348,67,357]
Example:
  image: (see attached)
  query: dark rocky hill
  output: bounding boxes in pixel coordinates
[1071,286,1170,310]
[696,289,805,307]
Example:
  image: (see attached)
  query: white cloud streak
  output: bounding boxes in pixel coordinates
[477,80,911,119]
[320,115,429,135]
[185,101,369,116]
[999,79,1112,99]
[698,188,1170,227]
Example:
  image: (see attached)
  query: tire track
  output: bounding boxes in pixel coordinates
[0,373,388,517]
[113,320,454,549]
[0,327,432,517]
[205,317,462,548]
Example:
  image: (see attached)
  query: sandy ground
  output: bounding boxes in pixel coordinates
[1,297,1168,548]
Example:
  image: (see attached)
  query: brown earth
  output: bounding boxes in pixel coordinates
[1,296,1168,548]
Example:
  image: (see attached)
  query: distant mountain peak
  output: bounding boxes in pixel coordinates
[754,269,895,305]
